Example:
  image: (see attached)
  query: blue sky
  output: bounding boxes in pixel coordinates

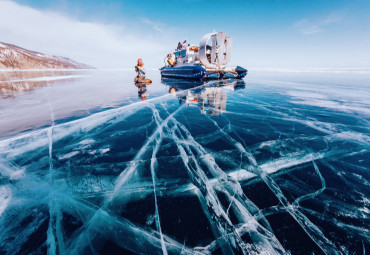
[1,0,370,68]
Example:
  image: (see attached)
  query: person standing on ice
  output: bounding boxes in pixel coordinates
[134,58,152,85]
[177,42,182,50]
[134,58,146,83]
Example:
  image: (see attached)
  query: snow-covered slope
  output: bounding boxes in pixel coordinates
[0,42,93,69]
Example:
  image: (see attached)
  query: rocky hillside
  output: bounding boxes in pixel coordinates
[0,42,93,69]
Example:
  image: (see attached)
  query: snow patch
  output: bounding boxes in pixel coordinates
[58,151,79,160]
[0,186,12,216]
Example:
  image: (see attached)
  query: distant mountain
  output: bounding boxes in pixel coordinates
[0,42,94,69]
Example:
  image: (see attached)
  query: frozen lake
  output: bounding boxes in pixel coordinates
[0,69,369,254]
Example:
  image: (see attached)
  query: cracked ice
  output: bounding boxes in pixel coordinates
[0,70,369,254]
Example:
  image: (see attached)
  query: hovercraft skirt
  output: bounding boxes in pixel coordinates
[160,66,207,80]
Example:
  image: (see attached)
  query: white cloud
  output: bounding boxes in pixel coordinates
[294,20,323,35]
[0,1,174,68]
[322,13,342,24]
[294,13,342,35]
[142,18,163,33]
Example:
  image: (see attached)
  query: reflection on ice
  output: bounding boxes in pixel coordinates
[164,78,245,116]
[136,83,150,101]
[0,70,87,97]
[0,71,369,254]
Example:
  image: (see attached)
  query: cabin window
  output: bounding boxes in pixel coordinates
[174,50,186,58]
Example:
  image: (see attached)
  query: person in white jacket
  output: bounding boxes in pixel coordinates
[134,58,146,83]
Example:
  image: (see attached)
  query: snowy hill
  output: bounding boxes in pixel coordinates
[0,42,94,69]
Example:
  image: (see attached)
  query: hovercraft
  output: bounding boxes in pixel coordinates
[160,32,247,80]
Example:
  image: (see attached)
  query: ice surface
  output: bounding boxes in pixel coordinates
[0,70,369,254]
[0,75,87,84]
